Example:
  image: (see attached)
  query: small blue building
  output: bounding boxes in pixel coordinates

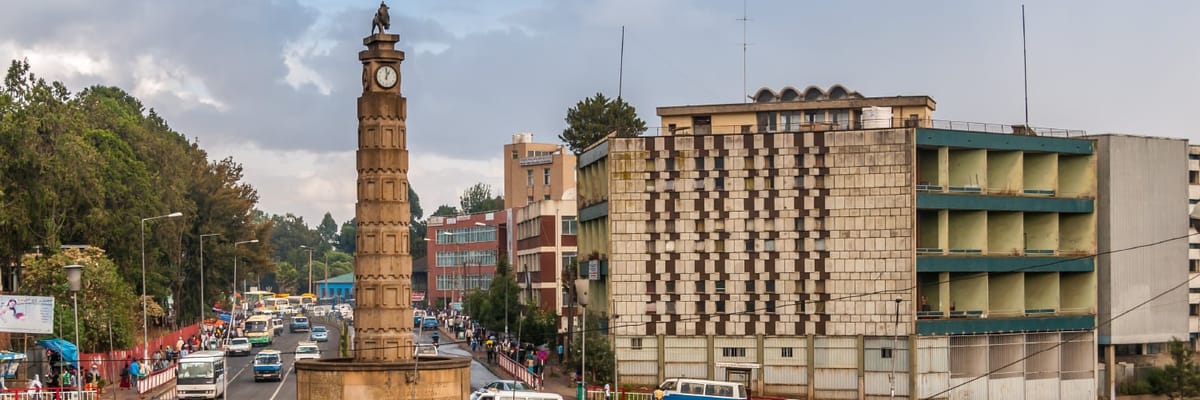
[316,273,354,301]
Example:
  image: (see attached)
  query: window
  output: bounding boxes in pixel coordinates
[527,169,533,185]
[666,220,676,232]
[744,301,754,313]
[765,300,776,313]
[716,302,725,313]
[1191,304,1199,316]
[764,239,776,251]
[806,110,824,123]
[781,111,802,131]
[832,109,850,129]
[756,111,778,133]
[795,176,805,189]
[815,238,827,251]
[1193,171,1200,184]
[745,281,755,292]
[715,240,725,252]
[715,281,725,293]
[796,154,805,169]
[562,217,578,235]
[562,251,577,268]
[796,238,806,252]
[511,150,518,159]
[527,196,533,205]
[544,168,551,185]
[665,180,675,191]
[647,281,656,293]
[696,157,705,170]
[666,158,675,171]
[745,239,755,251]
[715,157,725,169]
[1191,260,1200,273]
[722,348,746,357]
[695,179,706,190]
[766,281,776,293]
[715,177,725,190]
[544,194,551,200]
[745,177,755,190]
[881,348,894,359]
[766,155,775,168]
[665,281,675,293]
[695,281,704,292]
[631,338,643,350]
[781,347,795,358]
[666,302,676,314]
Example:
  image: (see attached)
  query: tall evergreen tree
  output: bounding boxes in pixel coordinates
[559,92,647,154]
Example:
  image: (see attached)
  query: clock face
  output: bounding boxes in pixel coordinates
[375,65,397,88]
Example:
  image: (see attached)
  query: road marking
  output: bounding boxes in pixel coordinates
[268,363,296,400]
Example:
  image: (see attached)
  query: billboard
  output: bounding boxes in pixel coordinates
[0,296,55,334]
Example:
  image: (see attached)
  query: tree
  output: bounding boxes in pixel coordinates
[20,247,139,351]
[409,186,427,259]
[432,205,459,217]
[317,213,338,245]
[459,183,503,214]
[337,218,356,253]
[564,311,614,384]
[1162,338,1200,399]
[559,92,647,154]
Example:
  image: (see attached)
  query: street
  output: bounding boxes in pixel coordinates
[220,317,342,400]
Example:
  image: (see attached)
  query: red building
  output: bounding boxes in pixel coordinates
[513,199,577,329]
[425,211,508,308]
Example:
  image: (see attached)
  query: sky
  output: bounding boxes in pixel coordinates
[2,0,1197,226]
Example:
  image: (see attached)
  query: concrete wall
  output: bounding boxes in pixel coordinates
[1093,134,1189,344]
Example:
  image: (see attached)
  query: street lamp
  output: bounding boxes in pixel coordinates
[141,211,182,360]
[64,264,83,399]
[232,240,260,311]
[199,233,221,320]
[300,245,315,295]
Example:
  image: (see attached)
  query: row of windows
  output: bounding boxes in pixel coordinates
[655,175,821,192]
[648,238,828,253]
[654,217,823,233]
[527,168,552,186]
[434,274,494,291]
[652,300,783,314]
[434,250,498,267]
[512,150,555,159]
[662,154,816,172]
[436,226,496,244]
[650,280,778,294]
[322,287,351,298]
[625,340,794,359]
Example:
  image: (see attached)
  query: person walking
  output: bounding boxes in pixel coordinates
[128,359,140,388]
[119,360,131,390]
[556,343,564,364]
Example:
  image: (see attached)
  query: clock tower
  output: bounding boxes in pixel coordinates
[353,32,414,363]
[295,10,470,399]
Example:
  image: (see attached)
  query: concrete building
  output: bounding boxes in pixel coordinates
[504,133,577,209]
[426,212,507,308]
[577,85,1098,399]
[315,273,355,301]
[1091,135,1189,396]
[513,199,578,329]
[1189,145,1200,349]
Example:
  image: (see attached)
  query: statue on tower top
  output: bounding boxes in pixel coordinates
[371,1,391,35]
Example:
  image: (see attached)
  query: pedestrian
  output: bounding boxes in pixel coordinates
[470,338,478,353]
[556,343,564,364]
[128,359,140,388]
[119,361,131,389]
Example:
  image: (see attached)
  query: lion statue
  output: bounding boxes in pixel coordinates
[372,2,391,35]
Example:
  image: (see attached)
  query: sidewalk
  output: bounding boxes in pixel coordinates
[440,326,578,399]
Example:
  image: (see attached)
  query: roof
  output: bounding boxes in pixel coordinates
[316,273,354,284]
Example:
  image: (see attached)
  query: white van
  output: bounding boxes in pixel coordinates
[475,390,563,400]
[659,378,747,399]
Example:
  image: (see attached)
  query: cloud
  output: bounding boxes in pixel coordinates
[132,54,228,111]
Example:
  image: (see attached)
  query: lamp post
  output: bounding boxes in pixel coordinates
[64,264,83,399]
[232,240,259,312]
[199,233,221,320]
[323,251,331,299]
[141,211,182,360]
[300,245,315,295]
[891,297,902,400]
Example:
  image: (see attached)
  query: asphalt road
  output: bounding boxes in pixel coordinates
[222,317,343,400]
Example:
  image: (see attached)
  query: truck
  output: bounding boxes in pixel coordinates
[252,350,283,382]
[289,316,311,333]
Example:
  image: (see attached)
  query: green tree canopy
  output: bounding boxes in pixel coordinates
[432,205,459,217]
[20,247,139,351]
[559,92,647,154]
[317,212,338,245]
[459,183,503,214]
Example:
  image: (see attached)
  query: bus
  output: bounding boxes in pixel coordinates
[175,351,227,399]
[300,293,317,308]
[244,315,274,346]
[262,298,288,313]
[243,290,275,310]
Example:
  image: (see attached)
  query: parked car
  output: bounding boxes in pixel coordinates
[470,381,535,400]
[272,317,284,336]
[415,343,438,358]
[309,325,329,342]
[421,317,438,331]
[224,337,252,356]
[294,342,321,362]
[289,316,311,333]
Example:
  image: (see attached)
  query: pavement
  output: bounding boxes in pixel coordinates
[439,325,579,400]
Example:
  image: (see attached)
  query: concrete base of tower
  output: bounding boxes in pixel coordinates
[296,356,471,400]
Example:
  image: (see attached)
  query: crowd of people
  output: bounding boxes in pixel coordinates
[420,307,564,381]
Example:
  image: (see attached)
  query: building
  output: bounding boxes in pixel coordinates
[513,199,578,329]
[577,85,1098,399]
[504,133,577,209]
[1091,135,1189,395]
[316,273,355,301]
[412,256,428,307]
[1189,145,1200,349]
[426,212,507,308]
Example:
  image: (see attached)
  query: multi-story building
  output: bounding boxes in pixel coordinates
[1090,135,1189,396]
[1189,145,1200,349]
[426,212,507,307]
[577,85,1098,399]
[513,199,578,329]
[504,133,577,209]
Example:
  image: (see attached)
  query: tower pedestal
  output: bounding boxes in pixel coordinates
[296,357,470,400]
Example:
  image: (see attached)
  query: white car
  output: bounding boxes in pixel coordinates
[224,337,252,356]
[470,380,535,400]
[415,343,438,358]
[295,342,321,362]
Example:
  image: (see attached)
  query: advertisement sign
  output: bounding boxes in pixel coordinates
[411,291,426,302]
[0,296,54,334]
[588,260,599,281]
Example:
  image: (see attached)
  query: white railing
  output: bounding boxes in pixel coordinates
[496,355,543,390]
[0,389,98,400]
[584,389,656,400]
[138,365,175,394]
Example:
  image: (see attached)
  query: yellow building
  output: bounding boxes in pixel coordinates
[504,133,577,209]
[577,85,1097,399]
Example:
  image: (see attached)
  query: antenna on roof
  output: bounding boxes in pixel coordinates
[738,0,750,103]
[1021,4,1030,126]
[618,26,625,101]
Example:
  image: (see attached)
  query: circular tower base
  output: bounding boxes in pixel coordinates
[296,356,471,400]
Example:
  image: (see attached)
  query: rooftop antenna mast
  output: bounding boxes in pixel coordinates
[618,26,625,101]
[1022,4,1030,126]
[738,0,750,103]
